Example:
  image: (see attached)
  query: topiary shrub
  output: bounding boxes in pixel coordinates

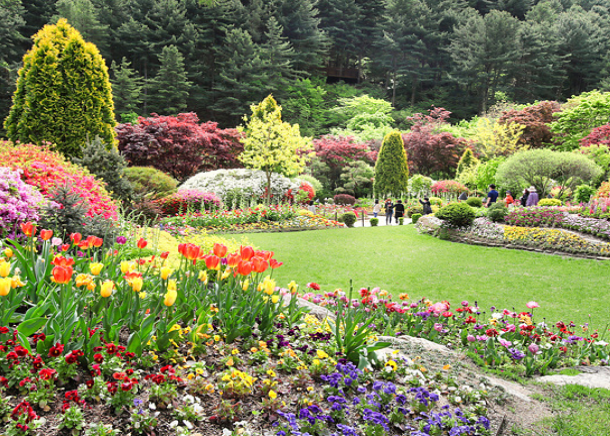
[0,141,118,220]
[398,217,404,225]
[72,136,133,203]
[406,205,424,218]
[340,212,357,227]
[538,198,562,207]
[370,217,379,227]
[466,197,483,208]
[155,190,222,216]
[124,166,178,200]
[411,213,422,224]
[0,167,47,240]
[334,194,356,206]
[487,202,508,222]
[435,203,475,227]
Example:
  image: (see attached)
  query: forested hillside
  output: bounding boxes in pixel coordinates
[1,0,609,133]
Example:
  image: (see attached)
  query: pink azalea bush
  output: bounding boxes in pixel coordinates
[0,141,118,220]
[0,167,47,238]
[154,189,222,216]
[430,180,468,196]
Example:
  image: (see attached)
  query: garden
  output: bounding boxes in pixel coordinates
[2,16,610,436]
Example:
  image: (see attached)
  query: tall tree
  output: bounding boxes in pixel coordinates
[54,0,110,57]
[317,0,362,68]
[110,57,144,116]
[261,16,302,96]
[0,0,26,127]
[148,45,192,115]
[4,19,116,158]
[450,10,521,113]
[374,131,409,197]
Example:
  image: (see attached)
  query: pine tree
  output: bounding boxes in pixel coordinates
[147,45,192,115]
[110,57,144,115]
[55,0,110,57]
[318,0,362,68]
[374,131,409,197]
[4,18,116,158]
[456,148,479,175]
[261,17,301,96]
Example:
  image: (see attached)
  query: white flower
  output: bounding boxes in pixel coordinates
[149,402,156,410]
[169,420,179,428]
[183,394,195,403]
[183,420,193,429]
[222,429,233,436]
[595,340,608,346]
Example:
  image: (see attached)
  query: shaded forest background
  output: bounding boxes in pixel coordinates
[1,0,609,135]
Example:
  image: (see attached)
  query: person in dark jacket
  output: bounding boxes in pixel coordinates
[520,188,529,207]
[384,199,394,225]
[393,199,405,223]
[419,197,433,215]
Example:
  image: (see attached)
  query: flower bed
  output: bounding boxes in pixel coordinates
[505,207,567,227]
[0,168,46,240]
[302,288,609,378]
[0,226,490,435]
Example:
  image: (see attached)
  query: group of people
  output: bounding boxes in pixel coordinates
[372,198,433,225]
[475,184,540,208]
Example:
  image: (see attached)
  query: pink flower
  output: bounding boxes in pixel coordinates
[528,343,540,354]
[526,301,540,309]
[433,323,443,332]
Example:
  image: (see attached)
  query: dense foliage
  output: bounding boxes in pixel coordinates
[4,19,115,158]
[435,203,476,227]
[374,131,409,197]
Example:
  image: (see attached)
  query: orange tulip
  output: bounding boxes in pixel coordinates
[40,229,53,241]
[51,265,73,284]
[52,255,75,267]
[237,261,252,276]
[205,255,220,270]
[70,233,82,244]
[20,222,36,237]
[251,257,268,274]
[227,253,241,268]
[179,243,202,261]
[270,259,283,269]
[137,238,147,249]
[92,237,103,248]
[213,243,227,258]
[240,246,254,261]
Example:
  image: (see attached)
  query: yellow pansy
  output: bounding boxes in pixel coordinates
[268,390,277,400]
[316,350,329,359]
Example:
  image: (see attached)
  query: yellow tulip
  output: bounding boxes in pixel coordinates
[130,277,143,292]
[164,289,177,307]
[75,273,93,288]
[11,275,25,288]
[271,295,279,304]
[288,280,298,294]
[0,260,11,278]
[139,292,147,299]
[160,266,172,280]
[0,277,11,296]
[167,279,177,292]
[120,261,135,274]
[89,262,104,276]
[242,280,249,291]
[263,277,276,295]
[198,270,208,285]
[3,248,13,259]
[221,269,231,280]
[100,280,114,298]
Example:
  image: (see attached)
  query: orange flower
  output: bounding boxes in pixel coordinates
[69,233,82,244]
[240,246,254,261]
[205,255,220,270]
[178,243,202,261]
[237,261,252,276]
[227,253,241,268]
[269,259,283,269]
[52,255,75,267]
[51,265,73,284]
[20,222,36,237]
[137,238,147,249]
[251,257,268,274]
[213,243,227,258]
[40,229,53,241]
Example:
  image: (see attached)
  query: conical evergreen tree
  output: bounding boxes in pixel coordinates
[456,148,479,175]
[147,45,192,115]
[261,17,301,96]
[374,131,409,197]
[110,57,144,115]
[4,18,116,158]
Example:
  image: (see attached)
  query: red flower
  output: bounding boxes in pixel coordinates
[205,255,220,270]
[40,229,53,241]
[69,233,82,244]
[308,282,321,291]
[20,222,36,237]
[213,243,227,258]
[269,259,283,269]
[93,353,104,363]
[39,368,56,381]
[48,343,64,357]
[52,265,73,284]
[137,238,147,249]
[240,246,254,261]
[251,257,268,274]
[236,261,252,276]
[14,346,29,357]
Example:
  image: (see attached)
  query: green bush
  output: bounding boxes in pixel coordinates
[538,198,562,207]
[398,217,404,225]
[487,202,508,222]
[370,217,379,227]
[574,184,595,203]
[466,197,483,208]
[124,166,178,200]
[73,136,133,203]
[340,212,357,227]
[429,196,443,206]
[406,205,424,217]
[411,213,422,224]
[435,203,475,227]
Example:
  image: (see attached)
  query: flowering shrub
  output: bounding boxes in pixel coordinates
[502,226,610,255]
[594,181,610,200]
[179,168,300,205]
[0,168,46,239]
[333,194,356,206]
[154,190,222,216]
[505,207,566,227]
[285,182,315,204]
[0,141,118,220]
[430,180,468,196]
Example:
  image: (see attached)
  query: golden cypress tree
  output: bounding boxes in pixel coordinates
[4,18,116,158]
[374,131,409,197]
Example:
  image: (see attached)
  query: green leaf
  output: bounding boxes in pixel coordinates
[127,332,142,356]
[17,317,47,337]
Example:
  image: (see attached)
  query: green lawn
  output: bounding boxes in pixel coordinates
[245,225,610,327]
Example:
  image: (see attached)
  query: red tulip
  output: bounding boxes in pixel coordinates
[137,238,147,249]
[240,246,254,261]
[251,257,268,273]
[52,265,73,284]
[69,233,82,244]
[40,229,53,241]
[227,253,241,268]
[20,222,36,237]
[237,261,252,276]
[270,259,283,269]
[205,255,220,270]
[213,243,227,258]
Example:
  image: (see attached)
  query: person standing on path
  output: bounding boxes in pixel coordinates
[485,184,499,207]
[384,199,394,225]
[394,199,405,223]
[419,197,433,215]
[520,188,529,207]
[373,199,381,218]
[526,186,539,206]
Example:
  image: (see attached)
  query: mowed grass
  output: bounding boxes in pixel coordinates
[245,225,610,327]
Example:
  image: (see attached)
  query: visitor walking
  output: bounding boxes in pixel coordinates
[419,197,433,215]
[520,188,529,207]
[484,184,499,207]
[384,199,394,225]
[373,199,381,218]
[394,199,405,223]
[505,190,514,207]
[526,186,539,206]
